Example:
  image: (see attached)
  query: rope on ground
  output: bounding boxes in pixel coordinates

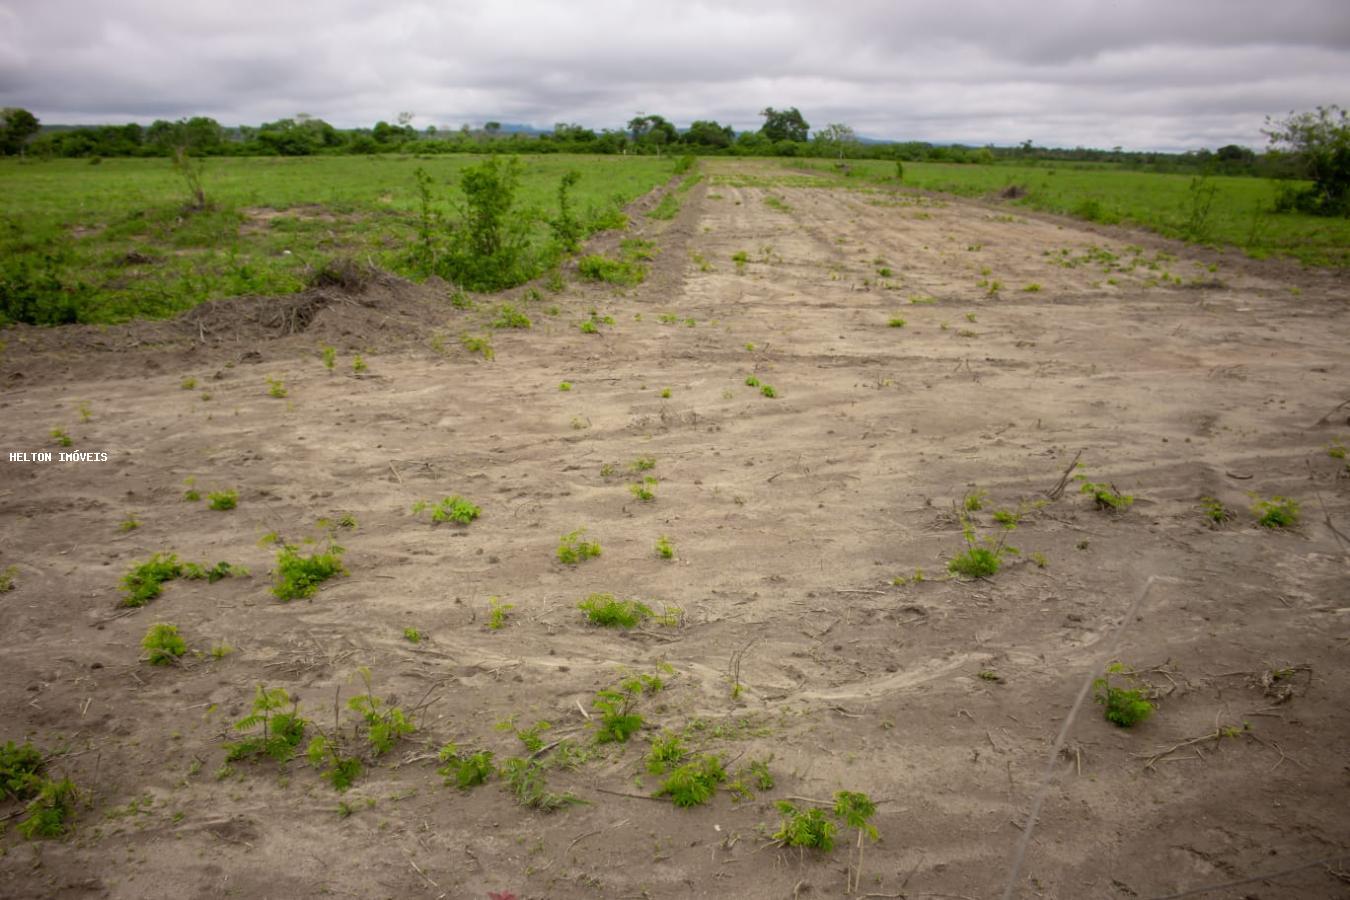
[998,575,1164,900]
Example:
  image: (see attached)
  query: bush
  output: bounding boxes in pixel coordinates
[272,544,346,601]
[442,156,534,290]
[0,253,80,326]
[142,623,187,665]
[1265,106,1350,216]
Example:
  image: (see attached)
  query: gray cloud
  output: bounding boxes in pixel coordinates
[1,0,1347,150]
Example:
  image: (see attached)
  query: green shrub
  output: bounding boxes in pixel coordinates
[499,757,579,811]
[0,742,46,800]
[17,778,78,839]
[492,303,531,329]
[1253,495,1299,528]
[1093,666,1155,727]
[120,553,183,607]
[655,755,725,807]
[646,733,687,774]
[141,623,187,665]
[437,744,494,789]
[207,489,238,511]
[224,685,308,763]
[441,156,534,291]
[557,529,601,564]
[592,689,644,743]
[773,802,836,850]
[578,593,653,628]
[948,513,1016,579]
[272,544,346,601]
[412,495,481,525]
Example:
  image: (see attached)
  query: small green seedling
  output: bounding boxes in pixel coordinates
[487,596,514,629]
[437,744,494,790]
[272,544,346,601]
[461,334,494,360]
[403,627,422,643]
[266,377,287,398]
[1093,664,1155,727]
[493,304,531,329]
[1252,495,1299,528]
[592,689,644,743]
[646,733,687,774]
[118,514,140,532]
[499,757,579,811]
[773,802,836,850]
[208,489,238,511]
[948,513,1016,579]
[225,685,308,763]
[888,316,906,328]
[0,565,17,593]
[559,381,572,391]
[17,778,79,839]
[182,560,244,582]
[182,476,200,502]
[557,529,601,565]
[0,741,47,801]
[121,553,184,607]
[347,668,415,757]
[1077,468,1134,511]
[835,791,880,894]
[744,375,760,387]
[77,401,92,422]
[352,355,368,374]
[760,385,777,398]
[963,488,988,511]
[578,593,653,628]
[655,755,725,807]
[180,377,197,390]
[51,428,72,448]
[411,495,481,525]
[655,535,675,559]
[630,477,658,502]
[660,387,672,399]
[1199,496,1233,525]
[142,623,187,665]
[1329,442,1347,460]
[630,456,656,471]
[321,346,336,369]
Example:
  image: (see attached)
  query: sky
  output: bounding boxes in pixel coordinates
[1,0,1348,151]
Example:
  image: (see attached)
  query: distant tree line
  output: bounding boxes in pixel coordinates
[2,104,1345,213]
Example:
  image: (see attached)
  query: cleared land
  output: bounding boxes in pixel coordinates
[0,158,1347,899]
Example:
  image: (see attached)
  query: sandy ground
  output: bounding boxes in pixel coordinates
[1,159,1348,900]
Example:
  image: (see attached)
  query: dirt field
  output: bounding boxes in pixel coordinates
[1,159,1347,900]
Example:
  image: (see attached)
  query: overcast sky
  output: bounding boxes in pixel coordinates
[2,0,1347,151]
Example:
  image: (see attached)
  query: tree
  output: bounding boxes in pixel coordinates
[1264,105,1350,216]
[0,108,40,156]
[759,107,809,143]
[683,120,734,148]
[812,123,856,159]
[626,114,678,154]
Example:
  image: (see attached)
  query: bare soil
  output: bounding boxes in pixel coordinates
[1,159,1347,900]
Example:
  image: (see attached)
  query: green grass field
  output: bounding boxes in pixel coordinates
[2,152,1345,326]
[0,154,677,324]
[810,159,1350,268]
